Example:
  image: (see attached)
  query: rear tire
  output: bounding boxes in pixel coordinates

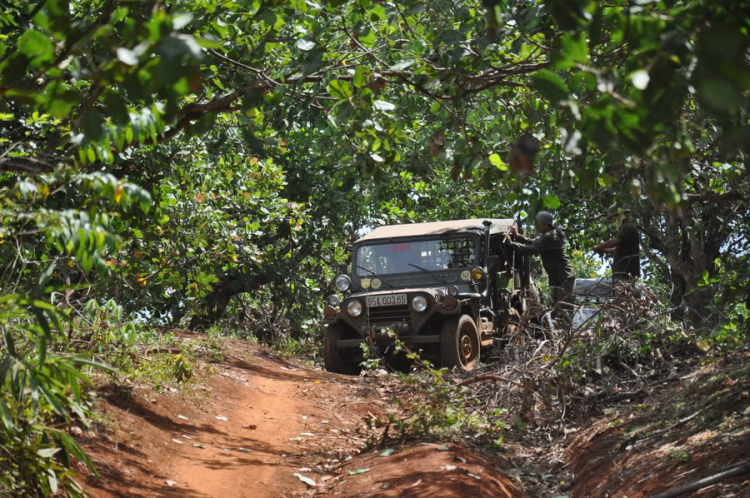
[323,324,358,374]
[440,315,480,372]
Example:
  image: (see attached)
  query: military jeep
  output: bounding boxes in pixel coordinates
[321,219,537,373]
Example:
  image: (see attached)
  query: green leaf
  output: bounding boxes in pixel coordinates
[489,153,507,171]
[82,110,105,141]
[3,329,16,357]
[369,5,386,22]
[31,299,56,312]
[379,448,395,457]
[698,269,710,286]
[328,80,353,99]
[18,30,54,65]
[389,58,415,71]
[552,32,589,70]
[373,100,395,111]
[294,473,316,486]
[0,399,15,431]
[348,468,370,475]
[44,81,80,119]
[56,432,98,474]
[698,78,744,112]
[353,66,367,88]
[37,447,61,458]
[302,48,324,74]
[39,336,47,365]
[359,28,376,48]
[295,38,316,51]
[172,13,193,30]
[103,91,129,125]
[532,70,569,102]
[47,469,58,494]
[544,194,561,209]
[196,36,224,49]
[116,47,139,66]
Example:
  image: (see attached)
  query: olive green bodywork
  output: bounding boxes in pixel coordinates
[322,219,536,373]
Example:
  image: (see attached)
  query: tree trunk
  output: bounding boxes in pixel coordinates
[187,240,317,331]
[188,276,240,331]
[639,201,727,327]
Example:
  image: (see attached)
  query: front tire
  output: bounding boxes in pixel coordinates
[440,315,480,372]
[323,324,358,374]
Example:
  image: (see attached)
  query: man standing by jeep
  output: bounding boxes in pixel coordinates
[593,204,641,281]
[505,211,576,319]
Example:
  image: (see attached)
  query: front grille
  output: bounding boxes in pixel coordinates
[383,272,459,287]
[366,304,411,324]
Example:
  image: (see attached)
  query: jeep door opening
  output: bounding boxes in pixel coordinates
[321,219,537,373]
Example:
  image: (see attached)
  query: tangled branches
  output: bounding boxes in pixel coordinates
[463,283,692,430]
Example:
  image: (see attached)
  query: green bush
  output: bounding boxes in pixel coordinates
[1,296,112,497]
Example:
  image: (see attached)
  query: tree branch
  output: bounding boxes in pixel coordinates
[652,461,750,498]
[685,191,745,203]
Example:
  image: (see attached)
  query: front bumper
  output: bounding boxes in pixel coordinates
[324,290,462,344]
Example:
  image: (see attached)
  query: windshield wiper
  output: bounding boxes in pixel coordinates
[407,263,449,284]
[355,265,393,288]
[356,265,376,276]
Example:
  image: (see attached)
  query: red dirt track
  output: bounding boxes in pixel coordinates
[81,338,524,498]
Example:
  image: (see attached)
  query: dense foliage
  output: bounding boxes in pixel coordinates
[0,0,748,493]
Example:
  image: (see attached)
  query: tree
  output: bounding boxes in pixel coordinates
[1,0,748,332]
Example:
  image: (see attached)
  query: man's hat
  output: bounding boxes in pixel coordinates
[536,211,554,225]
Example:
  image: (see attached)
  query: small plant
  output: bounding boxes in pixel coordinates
[668,449,690,464]
[372,344,510,447]
[130,353,193,390]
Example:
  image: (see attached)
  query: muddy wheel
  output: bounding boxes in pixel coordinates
[323,324,358,374]
[440,315,480,372]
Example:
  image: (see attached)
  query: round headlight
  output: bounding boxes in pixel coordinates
[448,285,460,297]
[412,295,428,313]
[471,266,485,281]
[327,294,341,307]
[346,299,363,317]
[334,274,351,292]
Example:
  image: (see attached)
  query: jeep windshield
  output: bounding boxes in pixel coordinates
[354,236,478,276]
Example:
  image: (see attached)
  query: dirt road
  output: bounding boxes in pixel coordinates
[82,337,524,498]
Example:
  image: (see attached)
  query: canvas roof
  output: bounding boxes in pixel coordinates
[356,219,514,243]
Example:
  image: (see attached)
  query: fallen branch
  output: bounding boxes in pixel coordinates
[622,400,718,450]
[376,423,391,450]
[457,374,525,389]
[651,460,750,498]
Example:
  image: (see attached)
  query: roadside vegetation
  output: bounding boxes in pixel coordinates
[1,0,748,495]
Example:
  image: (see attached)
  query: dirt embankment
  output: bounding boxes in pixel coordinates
[80,336,525,498]
[77,335,750,498]
[562,353,750,498]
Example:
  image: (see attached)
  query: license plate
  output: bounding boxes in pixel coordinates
[366,294,407,308]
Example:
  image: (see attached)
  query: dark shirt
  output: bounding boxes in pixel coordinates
[510,227,576,286]
[613,221,640,279]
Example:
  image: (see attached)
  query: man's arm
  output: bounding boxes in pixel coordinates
[593,238,620,253]
[506,225,531,245]
[505,233,555,255]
